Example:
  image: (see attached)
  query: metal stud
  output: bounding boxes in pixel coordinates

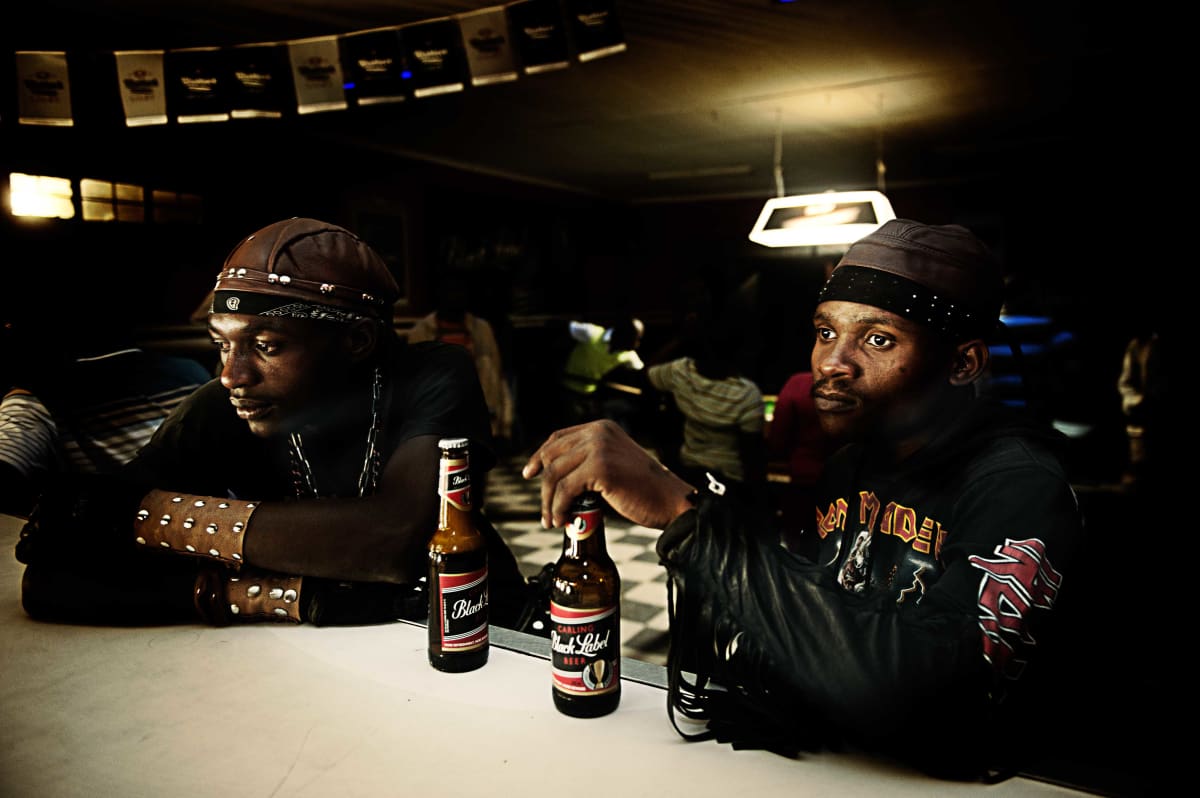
[267,273,279,283]
[283,589,297,603]
[233,522,244,533]
[183,518,195,529]
[273,608,288,617]
[194,500,206,508]
[135,537,146,545]
[185,544,196,552]
[206,524,218,534]
[232,553,241,561]
[208,548,220,556]
[160,541,171,548]
[171,496,183,503]
[160,514,171,525]
[246,503,256,509]
[268,588,284,600]
[279,275,291,285]
[236,268,247,277]
[218,502,230,509]
[247,585,261,598]
[320,283,334,294]
[137,509,150,521]
[230,604,240,615]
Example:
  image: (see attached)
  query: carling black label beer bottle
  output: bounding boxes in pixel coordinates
[428,437,488,672]
[550,491,620,716]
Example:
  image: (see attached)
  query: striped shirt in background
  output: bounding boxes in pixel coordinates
[647,357,764,482]
[0,348,211,480]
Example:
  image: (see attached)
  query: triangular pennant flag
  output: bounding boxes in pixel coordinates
[226,42,291,119]
[288,35,347,114]
[567,0,626,62]
[114,50,168,127]
[402,18,468,98]
[166,47,229,124]
[507,0,570,75]
[340,27,410,107]
[458,6,519,87]
[16,51,74,126]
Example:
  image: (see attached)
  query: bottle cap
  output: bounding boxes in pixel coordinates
[569,491,602,513]
[438,437,470,451]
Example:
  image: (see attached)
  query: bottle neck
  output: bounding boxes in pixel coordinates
[561,505,608,558]
[438,452,473,529]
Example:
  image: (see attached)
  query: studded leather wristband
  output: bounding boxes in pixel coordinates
[193,567,304,625]
[133,489,258,569]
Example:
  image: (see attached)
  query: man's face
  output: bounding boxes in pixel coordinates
[209,314,352,438]
[810,300,951,447]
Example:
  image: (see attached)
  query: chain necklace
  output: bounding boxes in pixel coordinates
[287,366,385,499]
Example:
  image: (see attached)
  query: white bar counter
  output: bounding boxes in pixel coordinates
[0,514,1088,797]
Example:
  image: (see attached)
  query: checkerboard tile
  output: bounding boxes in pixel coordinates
[485,455,671,667]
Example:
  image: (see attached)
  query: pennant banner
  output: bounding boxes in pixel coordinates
[166,47,229,124]
[507,0,570,75]
[8,5,627,129]
[16,51,74,126]
[567,0,626,62]
[402,18,467,99]
[458,6,518,87]
[288,36,347,114]
[340,27,409,107]
[226,43,291,119]
[114,50,168,127]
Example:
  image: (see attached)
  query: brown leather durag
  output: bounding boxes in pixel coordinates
[212,217,399,322]
[817,219,1005,340]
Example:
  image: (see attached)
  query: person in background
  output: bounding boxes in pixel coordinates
[523,219,1082,781]
[559,315,645,431]
[0,311,212,518]
[407,270,515,449]
[645,324,765,508]
[765,369,833,556]
[1116,317,1167,489]
[15,217,529,629]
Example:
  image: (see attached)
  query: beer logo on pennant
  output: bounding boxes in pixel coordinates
[225,296,241,311]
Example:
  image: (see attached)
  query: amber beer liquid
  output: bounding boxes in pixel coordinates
[550,491,621,717]
[427,438,488,673]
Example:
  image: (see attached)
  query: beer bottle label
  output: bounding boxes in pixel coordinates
[438,456,471,511]
[566,506,601,541]
[437,567,488,651]
[550,602,619,696]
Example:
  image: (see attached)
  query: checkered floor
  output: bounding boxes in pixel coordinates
[483,454,672,667]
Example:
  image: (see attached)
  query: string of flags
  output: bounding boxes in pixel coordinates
[12,0,625,128]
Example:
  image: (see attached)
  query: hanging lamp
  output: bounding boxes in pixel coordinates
[748,107,895,248]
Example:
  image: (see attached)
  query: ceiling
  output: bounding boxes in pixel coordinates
[5,1,1122,204]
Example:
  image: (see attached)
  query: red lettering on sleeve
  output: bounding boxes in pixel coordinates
[968,538,1062,680]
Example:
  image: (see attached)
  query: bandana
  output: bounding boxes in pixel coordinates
[211,290,374,323]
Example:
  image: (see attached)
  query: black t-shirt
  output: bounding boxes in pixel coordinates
[124,340,494,500]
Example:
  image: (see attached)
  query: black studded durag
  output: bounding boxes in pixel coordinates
[815,265,997,341]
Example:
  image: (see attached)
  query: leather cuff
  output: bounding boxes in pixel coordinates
[134,489,257,569]
[194,567,304,624]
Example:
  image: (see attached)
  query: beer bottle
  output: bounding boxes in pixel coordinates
[550,491,621,717]
[428,437,488,672]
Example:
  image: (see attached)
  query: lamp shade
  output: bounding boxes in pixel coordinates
[748,190,896,247]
